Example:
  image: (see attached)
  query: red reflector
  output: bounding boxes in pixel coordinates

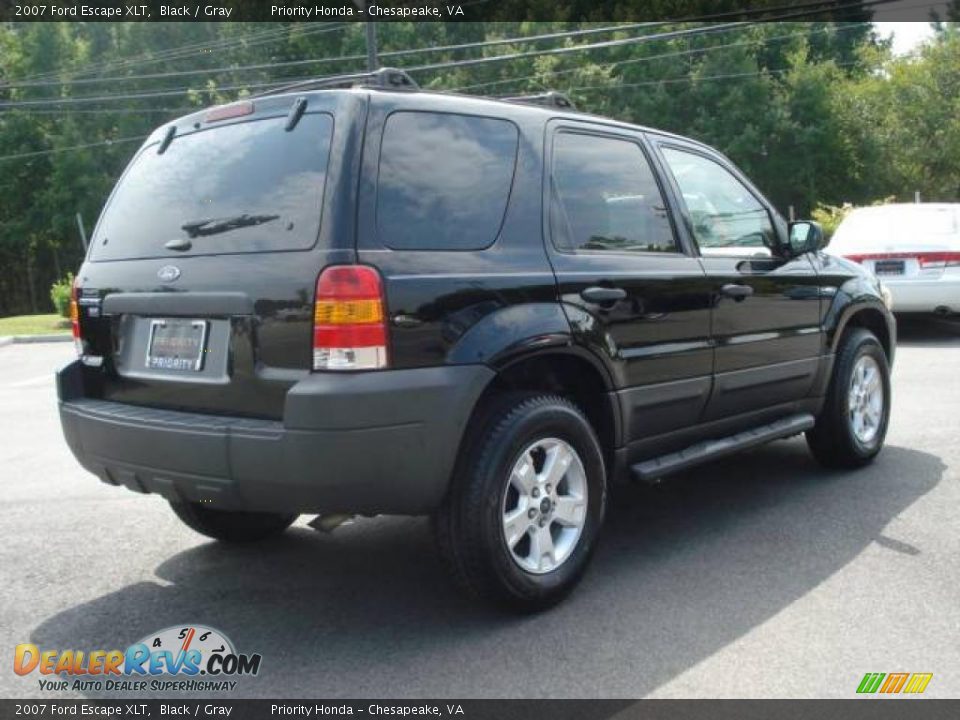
[313,323,387,348]
[70,277,82,356]
[204,101,254,123]
[918,252,960,267]
[845,251,960,267]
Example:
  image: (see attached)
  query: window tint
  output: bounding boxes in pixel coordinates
[551,133,676,254]
[91,114,333,261]
[377,112,518,251]
[660,147,775,253]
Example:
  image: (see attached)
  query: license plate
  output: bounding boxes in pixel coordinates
[146,319,208,372]
[874,260,905,275]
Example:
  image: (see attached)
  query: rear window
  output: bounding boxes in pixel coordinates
[91,113,333,261]
[376,111,519,251]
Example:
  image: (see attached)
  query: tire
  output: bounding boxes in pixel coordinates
[170,501,297,543]
[806,327,891,469]
[434,393,607,612]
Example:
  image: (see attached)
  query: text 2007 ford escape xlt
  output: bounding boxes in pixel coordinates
[58,69,895,611]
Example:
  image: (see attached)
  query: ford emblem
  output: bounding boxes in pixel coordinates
[157,265,181,283]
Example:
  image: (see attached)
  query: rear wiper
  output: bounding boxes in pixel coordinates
[180,213,280,238]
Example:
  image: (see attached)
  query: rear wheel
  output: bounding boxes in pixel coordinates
[170,501,297,543]
[434,393,606,611]
[807,327,891,469]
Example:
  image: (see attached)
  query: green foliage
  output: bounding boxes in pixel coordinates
[49,273,74,318]
[811,203,854,238]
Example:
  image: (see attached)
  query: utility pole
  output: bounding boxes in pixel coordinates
[366,22,378,71]
[352,1,379,71]
[75,212,88,253]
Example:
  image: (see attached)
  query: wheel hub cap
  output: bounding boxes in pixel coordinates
[848,355,884,444]
[501,438,588,575]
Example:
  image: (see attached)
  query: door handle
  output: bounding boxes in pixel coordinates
[720,283,754,300]
[580,286,627,304]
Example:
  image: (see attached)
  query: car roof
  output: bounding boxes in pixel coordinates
[848,203,960,214]
[160,86,716,156]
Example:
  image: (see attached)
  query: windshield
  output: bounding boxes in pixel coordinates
[91,113,333,261]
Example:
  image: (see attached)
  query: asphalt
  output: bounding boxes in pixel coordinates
[1,316,958,699]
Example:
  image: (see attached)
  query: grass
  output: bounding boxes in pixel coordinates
[0,313,71,337]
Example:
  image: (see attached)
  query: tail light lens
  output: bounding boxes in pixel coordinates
[846,252,960,268]
[312,265,388,371]
[918,252,960,268]
[70,278,82,356]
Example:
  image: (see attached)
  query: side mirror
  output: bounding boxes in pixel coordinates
[787,220,826,257]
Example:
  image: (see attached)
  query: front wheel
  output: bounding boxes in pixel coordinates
[807,327,891,469]
[434,393,606,612]
[170,501,297,543]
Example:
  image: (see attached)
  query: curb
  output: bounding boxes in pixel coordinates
[0,334,72,345]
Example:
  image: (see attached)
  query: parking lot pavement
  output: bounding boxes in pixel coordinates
[1,317,958,699]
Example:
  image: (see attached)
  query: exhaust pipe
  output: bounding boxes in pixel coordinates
[308,513,355,533]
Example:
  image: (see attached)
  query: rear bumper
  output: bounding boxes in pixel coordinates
[883,276,960,313]
[57,361,493,515]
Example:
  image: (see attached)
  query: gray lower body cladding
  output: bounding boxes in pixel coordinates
[57,361,494,515]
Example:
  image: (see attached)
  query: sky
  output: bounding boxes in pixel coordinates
[873,22,937,55]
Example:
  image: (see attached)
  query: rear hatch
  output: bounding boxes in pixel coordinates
[75,92,365,418]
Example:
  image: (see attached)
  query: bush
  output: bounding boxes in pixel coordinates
[50,273,74,318]
[812,197,898,239]
[811,203,854,239]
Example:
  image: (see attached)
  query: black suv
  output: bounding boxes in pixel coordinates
[58,69,895,610]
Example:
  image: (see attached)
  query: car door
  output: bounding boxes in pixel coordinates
[652,138,822,421]
[544,120,715,444]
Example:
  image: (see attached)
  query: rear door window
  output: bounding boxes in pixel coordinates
[91,113,333,261]
[376,111,519,251]
[550,132,677,254]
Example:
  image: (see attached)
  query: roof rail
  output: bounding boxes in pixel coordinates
[502,91,577,111]
[254,67,419,98]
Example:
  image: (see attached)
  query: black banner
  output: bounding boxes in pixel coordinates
[2,700,960,720]
[0,0,951,23]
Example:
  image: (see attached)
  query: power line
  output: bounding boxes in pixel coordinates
[0,0,906,111]
[0,135,147,163]
[406,0,898,76]
[0,74,323,109]
[0,23,664,90]
[3,24,348,88]
[450,21,870,93]
[0,22,757,109]
[1,0,867,89]
[0,107,195,115]
[563,52,920,94]
[6,25,295,85]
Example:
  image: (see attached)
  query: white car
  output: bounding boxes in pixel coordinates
[829,203,960,314]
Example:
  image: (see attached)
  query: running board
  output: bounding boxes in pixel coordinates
[631,413,815,483]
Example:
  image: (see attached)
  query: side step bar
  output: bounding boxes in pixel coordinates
[631,413,815,483]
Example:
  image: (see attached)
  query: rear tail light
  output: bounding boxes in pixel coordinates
[846,252,960,268]
[312,265,388,371]
[918,252,960,268]
[70,278,82,356]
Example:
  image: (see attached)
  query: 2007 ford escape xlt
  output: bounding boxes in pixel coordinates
[58,69,895,611]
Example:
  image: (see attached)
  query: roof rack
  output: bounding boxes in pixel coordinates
[254,67,419,98]
[502,91,577,111]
